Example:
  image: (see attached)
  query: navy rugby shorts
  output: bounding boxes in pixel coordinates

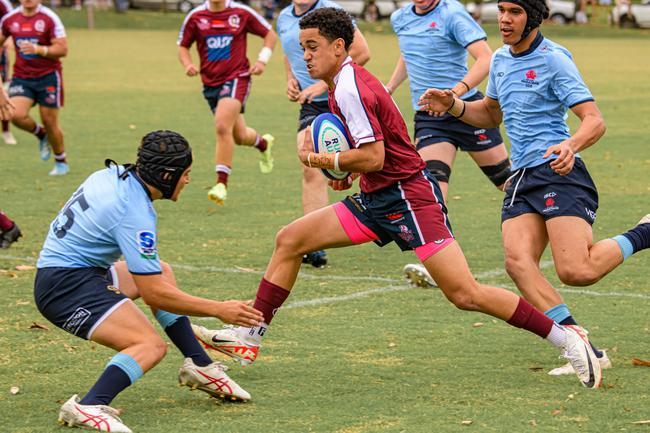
[9,71,64,108]
[203,75,251,114]
[414,91,502,152]
[34,266,129,340]
[501,158,599,225]
[297,100,330,132]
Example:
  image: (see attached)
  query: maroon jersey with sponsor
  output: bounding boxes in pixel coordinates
[1,5,65,79]
[328,59,425,193]
[178,0,271,87]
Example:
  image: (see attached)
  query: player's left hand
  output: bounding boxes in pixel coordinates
[298,81,328,104]
[18,41,38,55]
[250,61,266,75]
[298,126,315,167]
[543,139,576,176]
[418,88,453,117]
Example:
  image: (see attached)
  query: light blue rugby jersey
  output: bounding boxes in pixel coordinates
[391,0,486,111]
[486,33,594,170]
[277,0,348,103]
[37,165,162,275]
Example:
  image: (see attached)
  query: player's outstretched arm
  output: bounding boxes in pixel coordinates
[178,46,199,76]
[386,54,407,95]
[349,28,370,66]
[132,274,263,327]
[419,88,502,128]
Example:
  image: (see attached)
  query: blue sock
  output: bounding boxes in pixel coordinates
[614,223,650,260]
[546,304,604,358]
[155,311,212,367]
[80,353,143,406]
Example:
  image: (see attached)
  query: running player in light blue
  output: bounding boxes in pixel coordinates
[276,0,369,268]
[35,130,264,432]
[419,0,650,378]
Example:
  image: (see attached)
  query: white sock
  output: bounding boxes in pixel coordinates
[546,323,567,348]
[238,322,267,346]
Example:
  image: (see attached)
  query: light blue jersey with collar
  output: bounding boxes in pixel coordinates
[277,0,346,103]
[37,165,162,275]
[391,0,486,111]
[486,33,594,170]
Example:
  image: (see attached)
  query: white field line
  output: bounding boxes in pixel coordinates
[2,255,649,307]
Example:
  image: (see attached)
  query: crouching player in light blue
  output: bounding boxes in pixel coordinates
[419,0,650,378]
[34,130,263,432]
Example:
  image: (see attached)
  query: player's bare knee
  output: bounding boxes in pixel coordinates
[556,265,600,287]
[440,283,479,311]
[504,253,531,282]
[274,226,304,258]
[147,335,168,362]
[215,122,234,138]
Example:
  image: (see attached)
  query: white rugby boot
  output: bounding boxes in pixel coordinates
[192,324,259,366]
[207,183,227,205]
[558,325,602,388]
[403,263,437,288]
[549,350,612,376]
[49,161,70,176]
[58,394,132,432]
[2,131,16,145]
[178,358,251,401]
[38,135,51,161]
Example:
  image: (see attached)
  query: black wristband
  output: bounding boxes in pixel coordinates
[460,80,471,92]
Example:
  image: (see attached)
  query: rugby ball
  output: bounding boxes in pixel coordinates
[310,113,352,180]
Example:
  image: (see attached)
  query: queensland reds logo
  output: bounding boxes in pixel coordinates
[397,225,415,242]
[526,69,537,80]
[228,14,240,28]
[35,19,45,33]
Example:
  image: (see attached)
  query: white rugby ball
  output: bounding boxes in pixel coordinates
[310,113,352,180]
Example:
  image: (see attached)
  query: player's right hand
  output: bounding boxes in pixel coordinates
[287,78,300,101]
[328,174,356,191]
[215,300,264,327]
[185,64,199,77]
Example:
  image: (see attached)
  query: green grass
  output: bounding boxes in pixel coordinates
[0,20,649,433]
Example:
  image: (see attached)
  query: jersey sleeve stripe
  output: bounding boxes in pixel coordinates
[41,6,66,38]
[334,67,377,147]
[463,36,487,48]
[568,97,595,108]
[177,3,206,45]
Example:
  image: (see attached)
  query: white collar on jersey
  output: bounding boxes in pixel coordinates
[333,56,353,86]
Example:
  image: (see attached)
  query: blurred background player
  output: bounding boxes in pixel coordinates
[0,210,21,248]
[0,0,69,175]
[178,0,277,206]
[418,0,650,377]
[193,8,603,391]
[388,0,511,288]
[0,0,16,146]
[276,0,370,267]
[35,131,264,432]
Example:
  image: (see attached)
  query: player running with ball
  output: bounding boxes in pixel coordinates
[193,7,605,391]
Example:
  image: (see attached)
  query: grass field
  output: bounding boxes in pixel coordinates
[0,12,649,433]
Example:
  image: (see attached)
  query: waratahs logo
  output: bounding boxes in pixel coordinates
[205,35,234,61]
[136,230,157,260]
[522,69,539,88]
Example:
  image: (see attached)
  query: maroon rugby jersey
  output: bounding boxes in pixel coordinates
[177,0,271,87]
[1,4,65,78]
[328,58,425,193]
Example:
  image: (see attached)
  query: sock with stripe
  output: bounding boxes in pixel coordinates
[545,303,603,357]
[613,223,650,260]
[32,124,46,139]
[155,311,212,367]
[254,134,267,152]
[80,353,143,405]
[216,164,231,186]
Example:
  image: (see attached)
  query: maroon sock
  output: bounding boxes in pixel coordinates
[253,278,290,324]
[32,124,46,139]
[506,297,554,338]
[0,211,14,232]
[217,171,229,186]
[254,134,267,152]
[2,120,8,132]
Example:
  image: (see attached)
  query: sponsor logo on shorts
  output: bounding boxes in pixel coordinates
[585,207,597,221]
[542,191,559,213]
[62,307,91,335]
[398,224,415,242]
[136,230,157,260]
[8,84,24,96]
[434,238,445,244]
[228,14,240,29]
[107,285,121,295]
[219,84,232,96]
[386,213,404,221]
[474,129,491,145]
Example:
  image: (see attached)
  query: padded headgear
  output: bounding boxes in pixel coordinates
[136,130,192,199]
[498,0,550,42]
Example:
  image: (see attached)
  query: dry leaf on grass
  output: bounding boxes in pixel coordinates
[10,386,19,395]
[472,322,484,328]
[632,358,650,367]
[15,265,35,271]
[632,420,650,425]
[551,409,561,415]
[15,300,30,306]
[29,322,49,330]
[63,343,77,353]
[234,266,256,273]
[460,420,472,426]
